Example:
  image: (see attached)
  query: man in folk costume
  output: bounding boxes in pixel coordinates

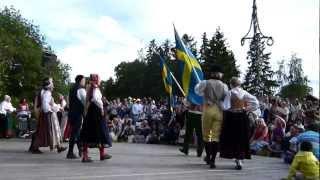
[219,77,260,170]
[66,75,86,159]
[29,78,67,153]
[179,102,204,157]
[195,65,229,169]
[80,74,112,163]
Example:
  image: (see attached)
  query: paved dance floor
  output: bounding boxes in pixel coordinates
[0,139,289,180]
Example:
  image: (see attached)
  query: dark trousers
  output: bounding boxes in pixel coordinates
[182,111,204,155]
[68,115,82,155]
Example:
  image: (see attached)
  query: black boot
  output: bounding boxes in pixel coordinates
[209,142,218,169]
[204,142,211,165]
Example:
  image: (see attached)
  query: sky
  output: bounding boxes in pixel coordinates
[1,0,319,96]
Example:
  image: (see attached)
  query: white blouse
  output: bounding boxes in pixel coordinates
[0,101,16,115]
[91,88,103,110]
[77,88,87,105]
[224,87,261,116]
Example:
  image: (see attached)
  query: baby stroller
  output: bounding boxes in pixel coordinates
[16,111,31,138]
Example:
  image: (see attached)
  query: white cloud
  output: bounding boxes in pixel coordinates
[1,0,318,96]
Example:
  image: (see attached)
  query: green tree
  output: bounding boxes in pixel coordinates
[0,6,45,102]
[201,28,240,82]
[0,6,70,102]
[280,54,311,99]
[242,34,277,96]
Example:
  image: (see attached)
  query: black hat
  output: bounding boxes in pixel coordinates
[210,65,223,73]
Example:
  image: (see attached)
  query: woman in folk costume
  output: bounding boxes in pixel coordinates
[80,74,112,163]
[30,78,67,153]
[0,95,16,138]
[219,77,260,170]
[195,65,229,169]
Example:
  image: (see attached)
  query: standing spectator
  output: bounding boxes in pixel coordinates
[131,99,143,125]
[0,95,16,138]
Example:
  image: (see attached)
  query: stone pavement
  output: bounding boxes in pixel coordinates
[0,139,289,180]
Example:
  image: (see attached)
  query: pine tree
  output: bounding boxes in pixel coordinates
[201,28,240,82]
[243,34,277,96]
[199,32,209,64]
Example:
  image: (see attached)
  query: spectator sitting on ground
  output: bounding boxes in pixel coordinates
[290,123,320,160]
[250,118,269,155]
[270,115,286,156]
[284,141,319,180]
[282,124,304,164]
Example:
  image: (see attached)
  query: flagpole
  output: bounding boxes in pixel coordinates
[152,49,186,97]
[173,24,201,83]
[169,71,186,97]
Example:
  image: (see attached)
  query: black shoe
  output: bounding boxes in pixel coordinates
[235,165,242,170]
[78,151,82,157]
[210,163,216,169]
[100,154,112,161]
[31,149,43,154]
[66,153,78,159]
[82,158,93,163]
[57,147,67,153]
[179,148,188,155]
[204,156,209,165]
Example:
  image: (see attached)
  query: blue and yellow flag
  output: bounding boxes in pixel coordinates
[174,27,203,105]
[159,55,174,112]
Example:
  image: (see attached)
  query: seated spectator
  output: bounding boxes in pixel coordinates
[284,141,319,180]
[250,118,269,154]
[139,120,151,137]
[282,124,304,164]
[270,115,286,156]
[146,130,159,144]
[290,123,320,160]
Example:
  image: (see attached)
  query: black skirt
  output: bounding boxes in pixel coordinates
[219,110,251,160]
[80,103,112,147]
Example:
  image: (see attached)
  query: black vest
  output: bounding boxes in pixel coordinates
[69,84,85,118]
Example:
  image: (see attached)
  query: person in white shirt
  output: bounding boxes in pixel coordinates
[220,77,259,170]
[0,95,16,138]
[80,74,112,163]
[131,99,143,125]
[66,75,86,159]
[30,78,66,154]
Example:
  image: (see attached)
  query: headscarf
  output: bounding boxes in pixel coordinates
[90,74,100,87]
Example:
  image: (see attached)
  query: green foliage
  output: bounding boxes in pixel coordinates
[279,54,311,99]
[242,34,277,96]
[280,83,312,99]
[0,6,70,103]
[200,28,240,83]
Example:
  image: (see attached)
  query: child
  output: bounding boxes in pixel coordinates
[286,141,319,180]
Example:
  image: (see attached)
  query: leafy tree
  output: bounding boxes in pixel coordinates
[280,54,311,99]
[242,34,277,96]
[0,6,70,102]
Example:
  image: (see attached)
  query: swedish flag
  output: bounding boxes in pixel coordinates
[159,55,174,112]
[174,27,203,105]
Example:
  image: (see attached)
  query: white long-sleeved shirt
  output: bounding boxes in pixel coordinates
[0,101,16,115]
[91,88,103,110]
[77,88,86,106]
[224,87,261,116]
[41,90,52,113]
[132,103,143,115]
